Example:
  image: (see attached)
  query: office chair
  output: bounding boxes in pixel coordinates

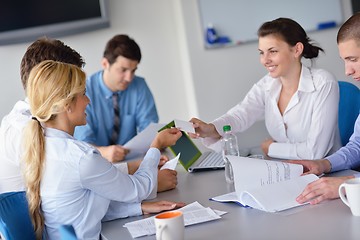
[0,191,37,240]
[338,81,360,146]
[59,225,77,240]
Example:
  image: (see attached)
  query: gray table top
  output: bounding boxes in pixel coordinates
[101,165,360,240]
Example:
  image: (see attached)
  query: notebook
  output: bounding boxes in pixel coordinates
[159,121,224,172]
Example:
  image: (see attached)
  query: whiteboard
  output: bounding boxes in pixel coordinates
[198,0,343,47]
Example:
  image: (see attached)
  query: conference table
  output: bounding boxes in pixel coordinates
[101,160,360,240]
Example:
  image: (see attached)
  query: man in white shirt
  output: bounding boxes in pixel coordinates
[0,38,85,193]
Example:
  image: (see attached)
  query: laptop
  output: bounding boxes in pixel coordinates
[159,121,224,172]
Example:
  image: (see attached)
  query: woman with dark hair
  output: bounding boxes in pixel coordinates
[191,18,341,160]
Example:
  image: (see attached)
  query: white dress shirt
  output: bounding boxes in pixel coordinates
[0,99,31,193]
[0,100,128,194]
[41,128,160,240]
[203,66,341,159]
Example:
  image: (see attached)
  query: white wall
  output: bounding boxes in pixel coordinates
[0,0,357,148]
[0,0,192,124]
[179,0,358,148]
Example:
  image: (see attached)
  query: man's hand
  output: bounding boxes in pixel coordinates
[157,169,178,192]
[97,145,130,163]
[127,155,170,175]
[158,155,169,168]
[127,160,141,174]
[285,159,332,176]
[296,176,354,204]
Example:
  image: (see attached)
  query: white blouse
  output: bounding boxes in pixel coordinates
[203,66,341,159]
[0,99,129,194]
[41,128,160,239]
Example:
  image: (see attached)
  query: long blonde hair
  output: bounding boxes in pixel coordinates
[23,60,86,239]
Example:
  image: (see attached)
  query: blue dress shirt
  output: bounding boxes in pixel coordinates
[74,71,159,146]
[328,114,360,178]
[41,128,160,239]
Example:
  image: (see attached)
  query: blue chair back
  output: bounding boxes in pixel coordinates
[338,81,360,146]
[59,225,77,240]
[0,191,36,240]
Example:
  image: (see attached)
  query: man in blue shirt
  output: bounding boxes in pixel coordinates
[288,13,360,205]
[75,35,158,162]
[74,35,177,193]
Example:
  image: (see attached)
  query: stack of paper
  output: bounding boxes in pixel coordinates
[123,201,226,238]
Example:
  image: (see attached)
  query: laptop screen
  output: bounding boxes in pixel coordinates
[159,121,201,170]
[168,133,202,170]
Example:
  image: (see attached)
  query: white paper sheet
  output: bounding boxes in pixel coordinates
[210,191,245,207]
[160,153,180,170]
[174,119,195,134]
[123,123,165,160]
[230,156,318,212]
[123,201,225,238]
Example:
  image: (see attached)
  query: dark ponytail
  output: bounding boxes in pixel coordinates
[302,39,323,59]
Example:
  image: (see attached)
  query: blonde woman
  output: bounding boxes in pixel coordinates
[23,60,184,239]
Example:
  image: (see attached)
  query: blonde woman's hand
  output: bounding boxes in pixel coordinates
[151,128,182,150]
[141,201,186,215]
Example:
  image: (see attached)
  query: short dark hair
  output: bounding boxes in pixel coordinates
[103,34,141,65]
[257,18,324,59]
[337,12,360,44]
[20,37,85,91]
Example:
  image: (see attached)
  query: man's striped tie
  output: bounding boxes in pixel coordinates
[110,93,120,145]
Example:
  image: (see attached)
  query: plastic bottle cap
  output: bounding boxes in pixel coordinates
[223,125,231,132]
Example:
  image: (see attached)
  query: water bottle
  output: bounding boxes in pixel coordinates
[221,125,239,184]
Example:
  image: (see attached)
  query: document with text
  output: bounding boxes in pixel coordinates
[123,201,226,238]
[211,156,318,212]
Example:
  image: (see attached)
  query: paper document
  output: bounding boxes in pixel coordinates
[160,153,180,170]
[174,119,195,134]
[210,191,246,207]
[211,156,318,212]
[123,201,225,238]
[123,123,165,160]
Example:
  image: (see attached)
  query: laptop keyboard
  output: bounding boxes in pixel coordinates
[198,152,224,167]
